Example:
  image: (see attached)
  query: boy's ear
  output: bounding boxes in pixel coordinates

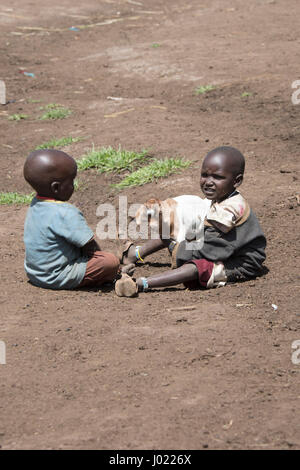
[234,173,243,188]
[50,181,60,195]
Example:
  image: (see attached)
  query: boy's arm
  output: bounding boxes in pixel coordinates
[81,237,101,257]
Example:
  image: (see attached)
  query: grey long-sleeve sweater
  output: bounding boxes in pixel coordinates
[176,209,266,282]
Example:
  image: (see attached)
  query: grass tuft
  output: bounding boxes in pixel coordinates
[8,114,29,121]
[195,85,215,95]
[77,146,148,173]
[35,136,83,150]
[73,178,84,192]
[39,103,72,120]
[27,99,42,103]
[0,192,34,205]
[112,158,192,190]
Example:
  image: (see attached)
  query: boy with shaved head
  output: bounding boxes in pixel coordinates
[116,146,266,296]
[23,149,119,290]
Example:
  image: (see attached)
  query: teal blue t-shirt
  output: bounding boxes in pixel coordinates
[24,197,94,289]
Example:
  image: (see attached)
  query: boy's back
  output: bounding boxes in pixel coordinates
[23,149,119,291]
[24,197,93,289]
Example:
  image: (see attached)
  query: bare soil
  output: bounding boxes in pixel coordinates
[0,0,299,450]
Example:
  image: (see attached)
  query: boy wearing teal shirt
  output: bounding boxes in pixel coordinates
[23,149,119,290]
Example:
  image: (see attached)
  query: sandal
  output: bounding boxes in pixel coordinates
[115,273,138,297]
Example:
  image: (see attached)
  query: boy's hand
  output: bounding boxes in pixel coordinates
[121,263,135,276]
[82,238,100,257]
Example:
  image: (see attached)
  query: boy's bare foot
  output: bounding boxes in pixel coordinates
[116,241,137,265]
[122,244,136,265]
[117,238,167,266]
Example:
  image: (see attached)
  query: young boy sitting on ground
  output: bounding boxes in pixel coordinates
[23,149,120,290]
[116,146,266,296]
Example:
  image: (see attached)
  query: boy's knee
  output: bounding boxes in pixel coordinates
[102,252,120,277]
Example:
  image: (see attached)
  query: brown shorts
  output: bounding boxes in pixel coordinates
[79,251,120,287]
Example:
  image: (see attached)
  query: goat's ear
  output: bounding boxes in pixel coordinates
[146,198,161,206]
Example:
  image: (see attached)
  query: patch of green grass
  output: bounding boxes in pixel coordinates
[40,103,62,110]
[112,158,192,190]
[73,178,85,192]
[0,192,34,205]
[151,43,161,48]
[195,85,215,95]
[27,99,42,103]
[77,146,148,173]
[241,92,252,97]
[39,103,72,120]
[35,136,84,150]
[8,114,29,121]
[73,179,79,191]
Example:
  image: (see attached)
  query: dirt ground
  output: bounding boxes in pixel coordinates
[0,0,299,450]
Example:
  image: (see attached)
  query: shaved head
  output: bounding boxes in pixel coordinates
[204,146,245,176]
[200,146,245,202]
[24,149,77,198]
